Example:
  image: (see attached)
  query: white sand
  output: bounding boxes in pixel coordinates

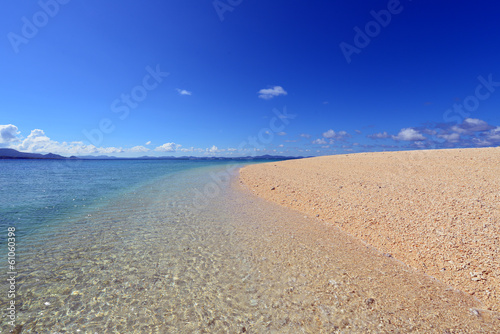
[240,147,500,312]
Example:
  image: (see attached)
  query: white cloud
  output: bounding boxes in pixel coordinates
[412,141,427,148]
[367,131,390,139]
[337,130,349,138]
[92,146,124,154]
[129,146,150,153]
[322,129,350,140]
[322,129,336,138]
[421,128,437,136]
[300,133,311,139]
[312,138,327,145]
[450,125,466,134]
[486,127,500,141]
[8,128,124,155]
[427,118,498,147]
[472,138,492,146]
[155,142,177,152]
[0,124,21,144]
[1,125,255,157]
[471,124,500,146]
[29,129,45,137]
[392,128,426,141]
[178,147,205,153]
[277,132,287,136]
[451,118,492,134]
[477,126,500,146]
[176,89,192,96]
[438,133,460,143]
[258,86,287,100]
[15,129,48,150]
[464,118,490,129]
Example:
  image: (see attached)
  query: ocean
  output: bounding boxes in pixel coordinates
[1,159,273,332]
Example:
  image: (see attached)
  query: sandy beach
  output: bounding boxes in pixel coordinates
[240,147,500,315]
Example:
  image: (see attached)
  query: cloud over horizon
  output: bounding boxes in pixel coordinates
[129,146,150,153]
[155,142,178,152]
[322,129,350,140]
[0,124,20,144]
[450,118,493,135]
[7,127,124,155]
[2,116,499,158]
[392,128,427,141]
[367,131,390,139]
[312,138,327,145]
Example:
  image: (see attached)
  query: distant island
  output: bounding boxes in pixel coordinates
[0,148,304,161]
[0,148,71,160]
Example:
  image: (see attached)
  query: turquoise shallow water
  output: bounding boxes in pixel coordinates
[0,159,220,242]
[0,160,256,331]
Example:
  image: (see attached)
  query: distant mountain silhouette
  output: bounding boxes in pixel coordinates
[0,148,305,161]
[0,148,67,160]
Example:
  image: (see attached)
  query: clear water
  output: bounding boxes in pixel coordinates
[0,160,497,333]
[0,159,259,332]
[0,159,217,241]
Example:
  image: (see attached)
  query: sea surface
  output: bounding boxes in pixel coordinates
[0,159,268,332]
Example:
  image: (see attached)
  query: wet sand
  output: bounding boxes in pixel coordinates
[239,147,500,327]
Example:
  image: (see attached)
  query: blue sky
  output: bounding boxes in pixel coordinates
[1,0,500,157]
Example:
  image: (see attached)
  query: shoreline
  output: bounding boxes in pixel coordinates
[239,147,500,313]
